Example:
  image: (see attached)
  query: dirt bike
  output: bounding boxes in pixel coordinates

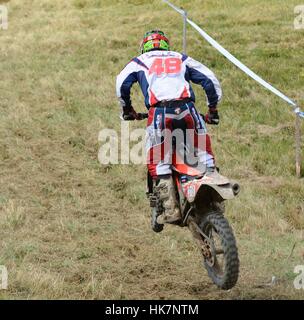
[129,111,240,290]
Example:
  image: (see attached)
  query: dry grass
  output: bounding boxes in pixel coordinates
[0,0,303,299]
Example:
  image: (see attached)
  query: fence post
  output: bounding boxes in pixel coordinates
[295,114,301,178]
[182,9,187,54]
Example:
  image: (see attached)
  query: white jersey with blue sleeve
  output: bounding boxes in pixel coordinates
[116,50,222,109]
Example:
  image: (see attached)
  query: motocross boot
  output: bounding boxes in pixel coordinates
[204,167,227,182]
[155,176,181,224]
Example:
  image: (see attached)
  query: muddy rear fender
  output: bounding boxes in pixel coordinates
[181,179,240,203]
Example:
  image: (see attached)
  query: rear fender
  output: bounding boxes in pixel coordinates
[201,183,235,200]
[181,179,236,204]
[196,183,235,203]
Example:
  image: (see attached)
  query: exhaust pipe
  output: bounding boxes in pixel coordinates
[232,182,241,196]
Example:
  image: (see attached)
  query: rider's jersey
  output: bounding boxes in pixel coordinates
[116,50,222,109]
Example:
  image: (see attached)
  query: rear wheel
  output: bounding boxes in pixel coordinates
[199,212,239,290]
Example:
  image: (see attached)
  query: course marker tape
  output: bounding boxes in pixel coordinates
[162,0,304,118]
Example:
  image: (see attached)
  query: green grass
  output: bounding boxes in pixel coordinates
[0,0,303,299]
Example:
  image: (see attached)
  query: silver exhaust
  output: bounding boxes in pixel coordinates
[232,183,241,196]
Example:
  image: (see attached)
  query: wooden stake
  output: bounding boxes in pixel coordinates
[182,9,187,55]
[295,114,301,178]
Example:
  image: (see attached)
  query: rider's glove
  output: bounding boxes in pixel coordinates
[120,106,140,121]
[205,107,219,125]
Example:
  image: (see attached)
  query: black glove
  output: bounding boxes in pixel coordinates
[205,107,219,125]
[121,106,139,121]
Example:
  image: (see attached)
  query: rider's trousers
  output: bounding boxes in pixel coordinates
[146,101,215,178]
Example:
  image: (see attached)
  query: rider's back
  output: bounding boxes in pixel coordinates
[137,50,189,104]
[117,49,222,109]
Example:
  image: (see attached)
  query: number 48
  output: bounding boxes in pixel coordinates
[149,58,182,76]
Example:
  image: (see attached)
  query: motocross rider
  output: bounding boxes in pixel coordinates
[116,30,222,225]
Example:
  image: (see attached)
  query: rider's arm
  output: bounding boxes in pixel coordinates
[184,56,222,108]
[116,60,139,113]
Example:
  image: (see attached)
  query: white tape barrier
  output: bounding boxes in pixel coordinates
[162,0,304,118]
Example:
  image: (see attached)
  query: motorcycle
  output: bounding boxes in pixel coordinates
[129,112,240,290]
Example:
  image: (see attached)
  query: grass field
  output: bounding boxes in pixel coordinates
[0,0,303,299]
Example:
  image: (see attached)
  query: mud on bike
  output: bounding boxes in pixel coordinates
[127,111,240,290]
